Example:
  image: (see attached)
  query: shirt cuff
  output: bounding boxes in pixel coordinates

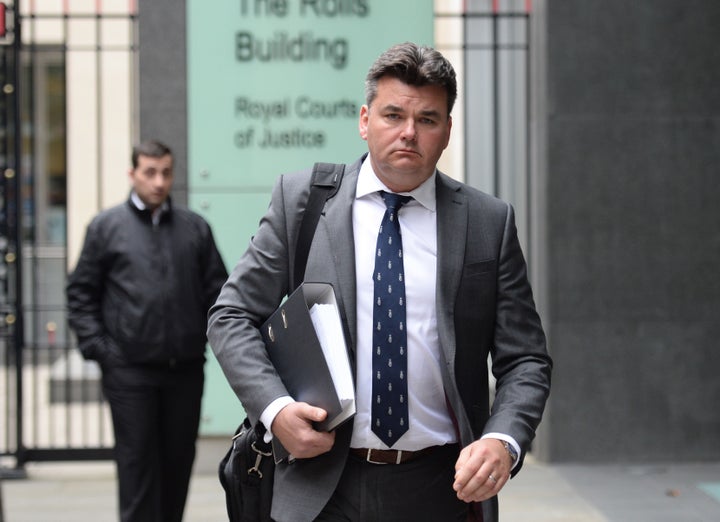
[259,396,295,443]
[481,432,521,471]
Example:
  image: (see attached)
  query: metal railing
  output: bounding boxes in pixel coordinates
[1,0,136,473]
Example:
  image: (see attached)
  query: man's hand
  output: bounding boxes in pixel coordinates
[453,439,512,503]
[271,402,336,459]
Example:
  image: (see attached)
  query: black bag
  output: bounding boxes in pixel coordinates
[218,417,273,522]
[218,162,344,521]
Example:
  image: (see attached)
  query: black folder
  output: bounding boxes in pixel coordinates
[261,282,355,460]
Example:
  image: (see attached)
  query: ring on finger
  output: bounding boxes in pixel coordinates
[488,474,497,484]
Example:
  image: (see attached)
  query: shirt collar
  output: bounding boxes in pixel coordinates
[355,155,437,212]
[130,191,168,211]
[130,191,170,224]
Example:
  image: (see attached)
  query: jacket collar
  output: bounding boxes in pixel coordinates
[128,191,172,224]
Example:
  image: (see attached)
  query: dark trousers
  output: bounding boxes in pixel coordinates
[316,444,467,522]
[102,360,204,522]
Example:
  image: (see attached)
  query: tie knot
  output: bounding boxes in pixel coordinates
[381,191,412,212]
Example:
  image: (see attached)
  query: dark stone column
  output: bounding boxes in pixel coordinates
[539,0,720,462]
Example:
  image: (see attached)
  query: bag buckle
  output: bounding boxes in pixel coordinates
[248,440,273,478]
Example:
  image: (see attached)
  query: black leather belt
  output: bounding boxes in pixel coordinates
[350,446,439,465]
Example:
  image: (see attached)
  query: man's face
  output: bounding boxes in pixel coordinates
[128,153,173,210]
[359,76,452,193]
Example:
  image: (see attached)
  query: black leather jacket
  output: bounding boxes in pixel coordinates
[67,197,228,366]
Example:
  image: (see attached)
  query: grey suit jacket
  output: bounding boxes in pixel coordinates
[208,155,552,522]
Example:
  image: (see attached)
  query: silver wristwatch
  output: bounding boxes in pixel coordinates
[502,440,518,464]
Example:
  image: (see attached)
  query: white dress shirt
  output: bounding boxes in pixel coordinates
[350,157,457,450]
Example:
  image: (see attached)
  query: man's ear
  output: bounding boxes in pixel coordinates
[358,104,369,141]
[444,115,453,149]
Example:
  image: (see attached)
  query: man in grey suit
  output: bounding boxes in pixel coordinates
[208,42,552,521]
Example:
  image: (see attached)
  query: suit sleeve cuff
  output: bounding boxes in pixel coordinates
[259,396,295,443]
[481,432,521,471]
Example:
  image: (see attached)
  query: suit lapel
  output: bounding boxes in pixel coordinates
[435,173,467,366]
[317,158,362,355]
[434,172,478,445]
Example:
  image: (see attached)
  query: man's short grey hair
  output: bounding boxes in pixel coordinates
[364,42,457,116]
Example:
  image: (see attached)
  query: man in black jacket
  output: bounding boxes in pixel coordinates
[66,140,228,522]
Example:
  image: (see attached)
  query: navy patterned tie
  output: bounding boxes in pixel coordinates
[372,191,412,447]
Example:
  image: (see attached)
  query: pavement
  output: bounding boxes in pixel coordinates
[2,452,720,521]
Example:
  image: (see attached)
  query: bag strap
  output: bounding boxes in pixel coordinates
[293,162,345,289]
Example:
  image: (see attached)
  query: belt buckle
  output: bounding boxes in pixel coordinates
[365,448,387,465]
[365,448,403,465]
